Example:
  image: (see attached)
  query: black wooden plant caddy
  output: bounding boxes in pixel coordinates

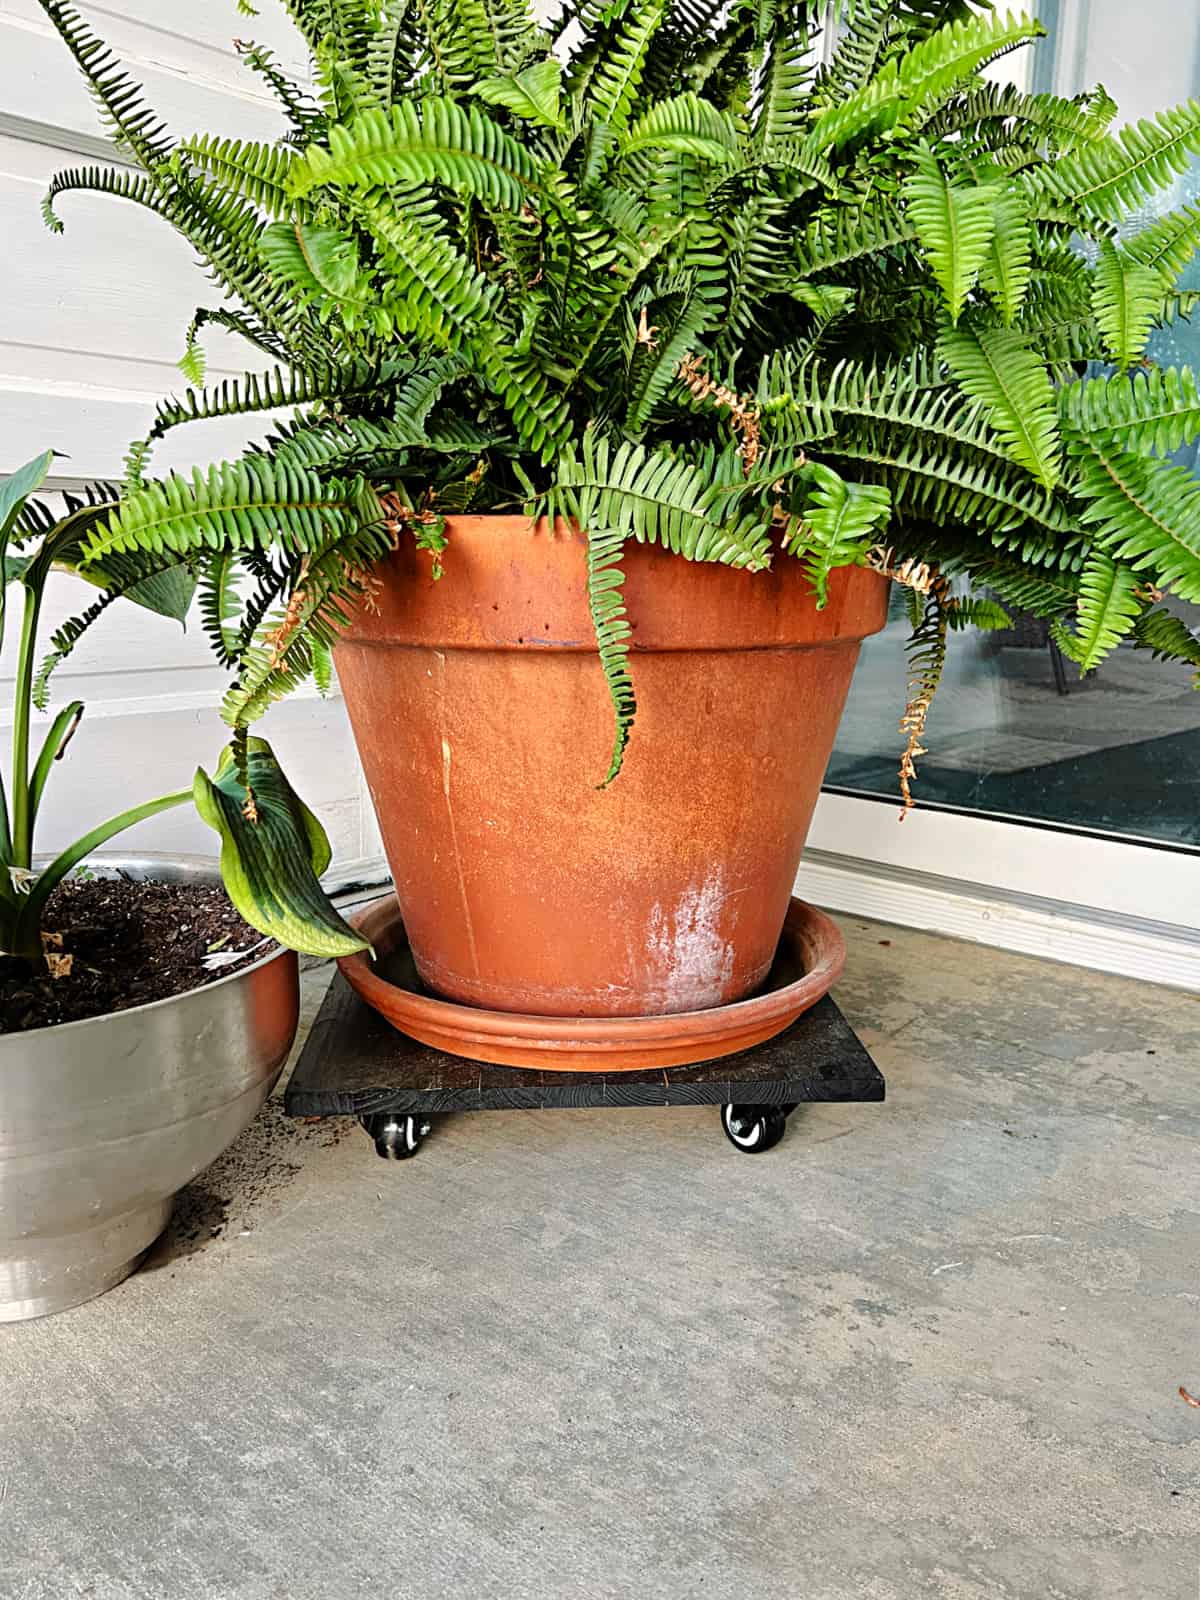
[285,972,886,1160]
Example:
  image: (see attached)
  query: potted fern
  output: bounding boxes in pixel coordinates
[32,0,1200,1036]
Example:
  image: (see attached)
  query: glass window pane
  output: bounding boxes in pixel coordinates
[826,7,1200,848]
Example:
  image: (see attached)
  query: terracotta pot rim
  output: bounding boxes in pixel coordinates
[337,895,846,1064]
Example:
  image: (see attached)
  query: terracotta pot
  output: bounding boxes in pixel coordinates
[335,518,888,1018]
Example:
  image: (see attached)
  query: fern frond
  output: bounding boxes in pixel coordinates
[1131,606,1200,681]
[585,525,637,786]
[289,98,538,208]
[473,58,565,128]
[1123,200,1200,284]
[938,322,1061,489]
[33,0,172,167]
[811,10,1044,150]
[978,191,1033,325]
[787,465,892,606]
[621,92,738,163]
[147,360,389,446]
[1091,241,1164,373]
[199,551,243,667]
[1051,551,1143,671]
[556,432,773,568]
[83,459,382,565]
[1059,367,1200,458]
[906,147,999,324]
[175,136,297,216]
[41,164,169,235]
[587,1,666,135]
[793,200,915,278]
[1067,436,1200,602]
[1025,100,1200,220]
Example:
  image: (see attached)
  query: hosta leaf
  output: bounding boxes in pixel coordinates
[939,323,1061,490]
[0,449,54,543]
[472,59,564,129]
[1068,435,1200,602]
[1091,241,1163,372]
[1053,551,1142,670]
[906,146,1000,324]
[193,737,368,958]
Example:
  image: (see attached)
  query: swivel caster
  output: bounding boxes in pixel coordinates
[721,1103,794,1154]
[360,1112,430,1160]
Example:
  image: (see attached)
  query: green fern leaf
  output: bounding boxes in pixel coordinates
[1131,606,1200,682]
[587,1,665,135]
[946,596,1012,632]
[978,191,1033,324]
[1068,436,1200,602]
[585,525,637,786]
[906,147,1000,324]
[787,465,892,607]
[621,92,737,163]
[83,459,381,565]
[810,10,1044,150]
[1091,241,1164,372]
[939,322,1061,490]
[178,332,207,388]
[174,136,296,216]
[1052,551,1143,670]
[1123,199,1200,284]
[289,98,538,208]
[1025,100,1200,220]
[473,58,564,128]
[1059,367,1200,458]
[261,221,388,333]
[557,432,773,568]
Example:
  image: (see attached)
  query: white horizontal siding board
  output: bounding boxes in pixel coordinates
[0,0,308,66]
[0,135,270,367]
[0,3,380,875]
[17,692,364,865]
[0,3,304,144]
[0,131,287,474]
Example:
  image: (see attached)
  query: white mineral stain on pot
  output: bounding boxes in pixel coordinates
[645,869,736,1013]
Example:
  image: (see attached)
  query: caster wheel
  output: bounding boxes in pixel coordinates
[721,1104,789,1154]
[360,1112,430,1160]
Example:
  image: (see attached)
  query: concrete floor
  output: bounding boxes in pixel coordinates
[1,919,1198,1599]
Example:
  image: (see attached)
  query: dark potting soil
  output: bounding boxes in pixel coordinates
[0,877,273,1035]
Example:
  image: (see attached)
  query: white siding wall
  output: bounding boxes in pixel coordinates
[0,0,382,873]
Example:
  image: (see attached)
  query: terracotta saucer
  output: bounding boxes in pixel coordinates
[337,895,846,1072]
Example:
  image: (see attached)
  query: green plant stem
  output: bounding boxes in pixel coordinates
[9,583,42,869]
[27,701,84,839]
[6,788,193,959]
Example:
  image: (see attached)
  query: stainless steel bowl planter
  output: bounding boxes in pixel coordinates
[0,855,299,1323]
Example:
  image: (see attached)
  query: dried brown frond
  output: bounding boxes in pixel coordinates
[636,307,659,348]
[677,352,760,474]
[868,546,936,594]
[45,952,74,980]
[378,489,439,549]
[871,554,954,813]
